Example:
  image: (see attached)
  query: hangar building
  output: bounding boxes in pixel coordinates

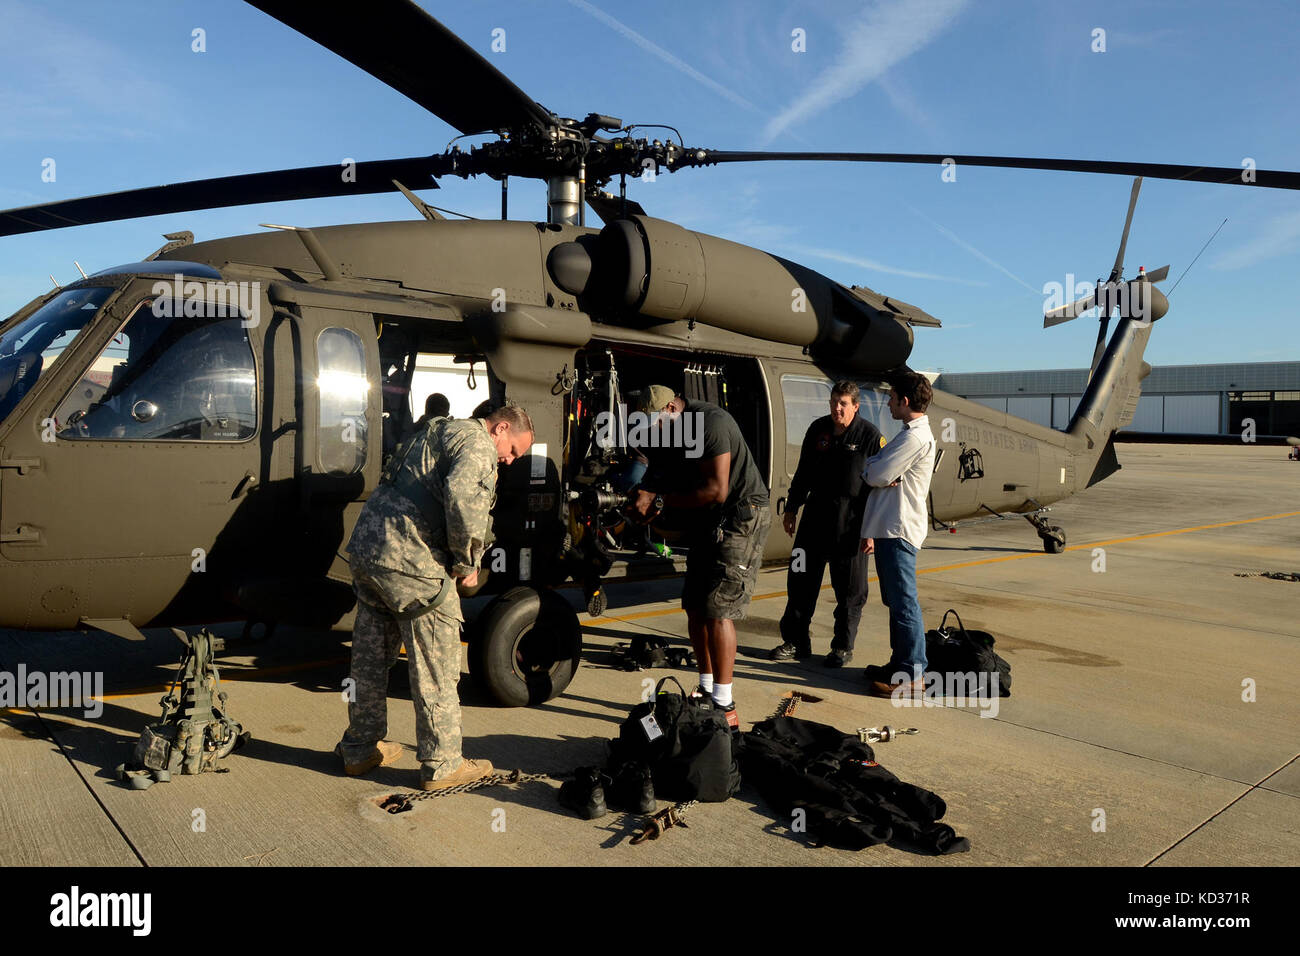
[933,362,1299,436]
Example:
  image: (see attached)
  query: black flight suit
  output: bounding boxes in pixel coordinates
[779,414,885,653]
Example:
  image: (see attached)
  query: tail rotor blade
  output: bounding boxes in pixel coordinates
[1144,264,1170,283]
[1110,177,1142,282]
[1044,291,1097,327]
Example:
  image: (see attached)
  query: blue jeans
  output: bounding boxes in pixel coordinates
[873,537,928,679]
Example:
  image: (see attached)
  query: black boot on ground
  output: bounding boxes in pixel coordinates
[559,767,610,820]
[606,761,656,815]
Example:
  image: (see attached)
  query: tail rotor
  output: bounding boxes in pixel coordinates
[1044,178,1170,378]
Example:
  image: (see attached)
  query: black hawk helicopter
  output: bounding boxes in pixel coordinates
[1,0,1297,706]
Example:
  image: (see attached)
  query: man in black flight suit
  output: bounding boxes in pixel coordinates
[771,381,885,667]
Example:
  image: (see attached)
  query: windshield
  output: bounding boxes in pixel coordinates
[0,287,114,423]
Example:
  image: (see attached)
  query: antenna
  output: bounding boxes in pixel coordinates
[260,224,343,281]
[1168,218,1228,297]
[74,261,88,279]
[49,275,61,290]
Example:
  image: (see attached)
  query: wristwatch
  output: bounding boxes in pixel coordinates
[651,494,665,517]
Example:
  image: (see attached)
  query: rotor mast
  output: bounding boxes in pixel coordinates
[547,175,583,226]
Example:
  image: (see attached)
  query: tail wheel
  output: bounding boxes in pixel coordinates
[469,586,582,707]
[1042,527,1066,554]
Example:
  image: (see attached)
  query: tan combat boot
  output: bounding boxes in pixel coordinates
[336,740,404,776]
[419,757,494,791]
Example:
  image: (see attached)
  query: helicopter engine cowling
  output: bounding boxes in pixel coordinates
[546,215,914,373]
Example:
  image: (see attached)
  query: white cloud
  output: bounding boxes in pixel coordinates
[763,0,968,141]
[0,3,172,142]
[1211,211,1300,271]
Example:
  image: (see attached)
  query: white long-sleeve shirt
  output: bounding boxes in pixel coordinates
[859,414,936,549]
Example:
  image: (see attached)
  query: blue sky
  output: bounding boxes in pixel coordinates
[1,0,1297,372]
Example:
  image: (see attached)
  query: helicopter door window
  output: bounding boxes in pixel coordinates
[0,286,114,425]
[316,327,368,475]
[858,386,902,441]
[780,375,831,446]
[53,299,256,441]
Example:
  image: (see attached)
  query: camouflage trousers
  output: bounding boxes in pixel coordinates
[339,561,465,779]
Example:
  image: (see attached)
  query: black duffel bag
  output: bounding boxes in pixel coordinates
[613,676,740,802]
[925,609,1012,697]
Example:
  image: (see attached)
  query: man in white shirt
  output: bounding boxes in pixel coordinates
[858,372,937,698]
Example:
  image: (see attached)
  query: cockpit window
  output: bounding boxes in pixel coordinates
[0,287,113,423]
[54,299,257,441]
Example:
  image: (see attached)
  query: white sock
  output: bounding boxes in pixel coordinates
[712,682,733,707]
[698,674,714,694]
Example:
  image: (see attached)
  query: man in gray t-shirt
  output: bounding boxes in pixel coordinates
[629,386,770,730]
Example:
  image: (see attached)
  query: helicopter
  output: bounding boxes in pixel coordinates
[1,0,1297,709]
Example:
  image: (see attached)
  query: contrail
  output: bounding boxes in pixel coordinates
[765,0,969,141]
[568,0,760,113]
[904,203,1039,292]
[785,243,988,286]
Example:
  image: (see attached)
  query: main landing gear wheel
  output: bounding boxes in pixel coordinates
[469,586,582,707]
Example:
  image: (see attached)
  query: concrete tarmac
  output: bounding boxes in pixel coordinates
[1,443,1296,867]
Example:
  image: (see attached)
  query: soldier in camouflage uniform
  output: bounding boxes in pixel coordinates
[336,403,534,789]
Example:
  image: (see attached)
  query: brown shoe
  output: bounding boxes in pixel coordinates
[337,740,404,776]
[419,757,495,791]
[867,677,927,699]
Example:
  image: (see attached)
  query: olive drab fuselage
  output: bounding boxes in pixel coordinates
[0,217,1151,635]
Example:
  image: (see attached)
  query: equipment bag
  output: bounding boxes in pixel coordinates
[925,609,1012,697]
[614,676,740,802]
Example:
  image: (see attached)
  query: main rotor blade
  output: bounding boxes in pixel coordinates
[1111,177,1142,283]
[0,157,441,237]
[679,151,1300,190]
[246,0,552,135]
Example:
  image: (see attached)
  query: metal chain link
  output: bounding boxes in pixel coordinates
[1234,570,1300,582]
[379,769,558,813]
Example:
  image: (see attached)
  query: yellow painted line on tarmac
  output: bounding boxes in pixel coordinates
[56,510,1300,699]
[588,509,1300,627]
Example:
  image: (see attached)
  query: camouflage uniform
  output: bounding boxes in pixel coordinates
[338,417,497,781]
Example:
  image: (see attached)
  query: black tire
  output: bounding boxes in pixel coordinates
[1043,527,1066,554]
[469,586,582,707]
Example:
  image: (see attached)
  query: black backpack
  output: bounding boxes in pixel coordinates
[613,676,741,802]
[925,609,1012,697]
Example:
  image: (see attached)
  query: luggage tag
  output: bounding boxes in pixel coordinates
[640,713,664,742]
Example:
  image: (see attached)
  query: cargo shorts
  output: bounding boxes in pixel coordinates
[682,499,771,620]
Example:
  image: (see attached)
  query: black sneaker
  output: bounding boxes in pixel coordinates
[770,642,812,662]
[824,649,853,668]
[607,761,656,815]
[559,767,610,820]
